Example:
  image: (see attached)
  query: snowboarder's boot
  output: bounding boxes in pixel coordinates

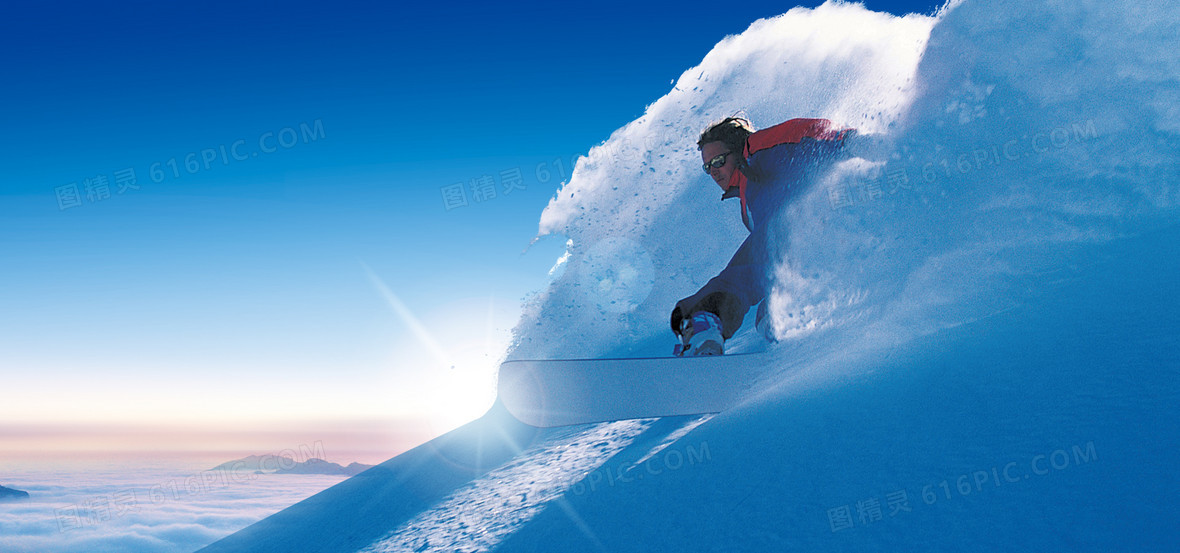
[676,311,725,356]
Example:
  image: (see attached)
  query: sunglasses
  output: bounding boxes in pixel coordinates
[702,152,733,173]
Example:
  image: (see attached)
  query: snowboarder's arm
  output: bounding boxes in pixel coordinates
[671,234,766,340]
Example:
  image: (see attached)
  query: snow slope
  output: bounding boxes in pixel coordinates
[197,0,1180,551]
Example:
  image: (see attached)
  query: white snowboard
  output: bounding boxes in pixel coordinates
[497,353,772,427]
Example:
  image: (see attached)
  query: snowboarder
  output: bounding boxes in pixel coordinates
[672,116,852,356]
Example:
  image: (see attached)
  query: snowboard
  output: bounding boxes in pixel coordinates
[497,352,773,427]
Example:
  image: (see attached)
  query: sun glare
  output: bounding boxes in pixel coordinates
[364,264,508,435]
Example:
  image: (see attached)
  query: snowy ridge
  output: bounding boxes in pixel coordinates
[199,1,1179,551]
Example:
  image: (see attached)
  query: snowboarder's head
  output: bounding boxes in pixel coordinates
[698,117,754,191]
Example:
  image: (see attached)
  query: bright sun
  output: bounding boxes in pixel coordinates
[423,342,501,434]
[366,265,508,435]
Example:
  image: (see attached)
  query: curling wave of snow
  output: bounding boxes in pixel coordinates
[508,0,1180,364]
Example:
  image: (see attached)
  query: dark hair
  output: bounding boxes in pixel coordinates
[697,116,755,154]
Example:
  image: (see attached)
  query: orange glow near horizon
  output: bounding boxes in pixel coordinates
[0,417,443,468]
[3,279,506,471]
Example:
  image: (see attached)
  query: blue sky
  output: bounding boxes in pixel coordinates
[0,1,944,461]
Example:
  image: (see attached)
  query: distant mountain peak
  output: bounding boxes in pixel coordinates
[0,485,30,501]
[211,455,373,476]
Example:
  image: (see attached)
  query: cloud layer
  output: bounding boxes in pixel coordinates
[1,459,351,553]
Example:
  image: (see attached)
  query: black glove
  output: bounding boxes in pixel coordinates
[670,291,745,340]
[670,305,686,337]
